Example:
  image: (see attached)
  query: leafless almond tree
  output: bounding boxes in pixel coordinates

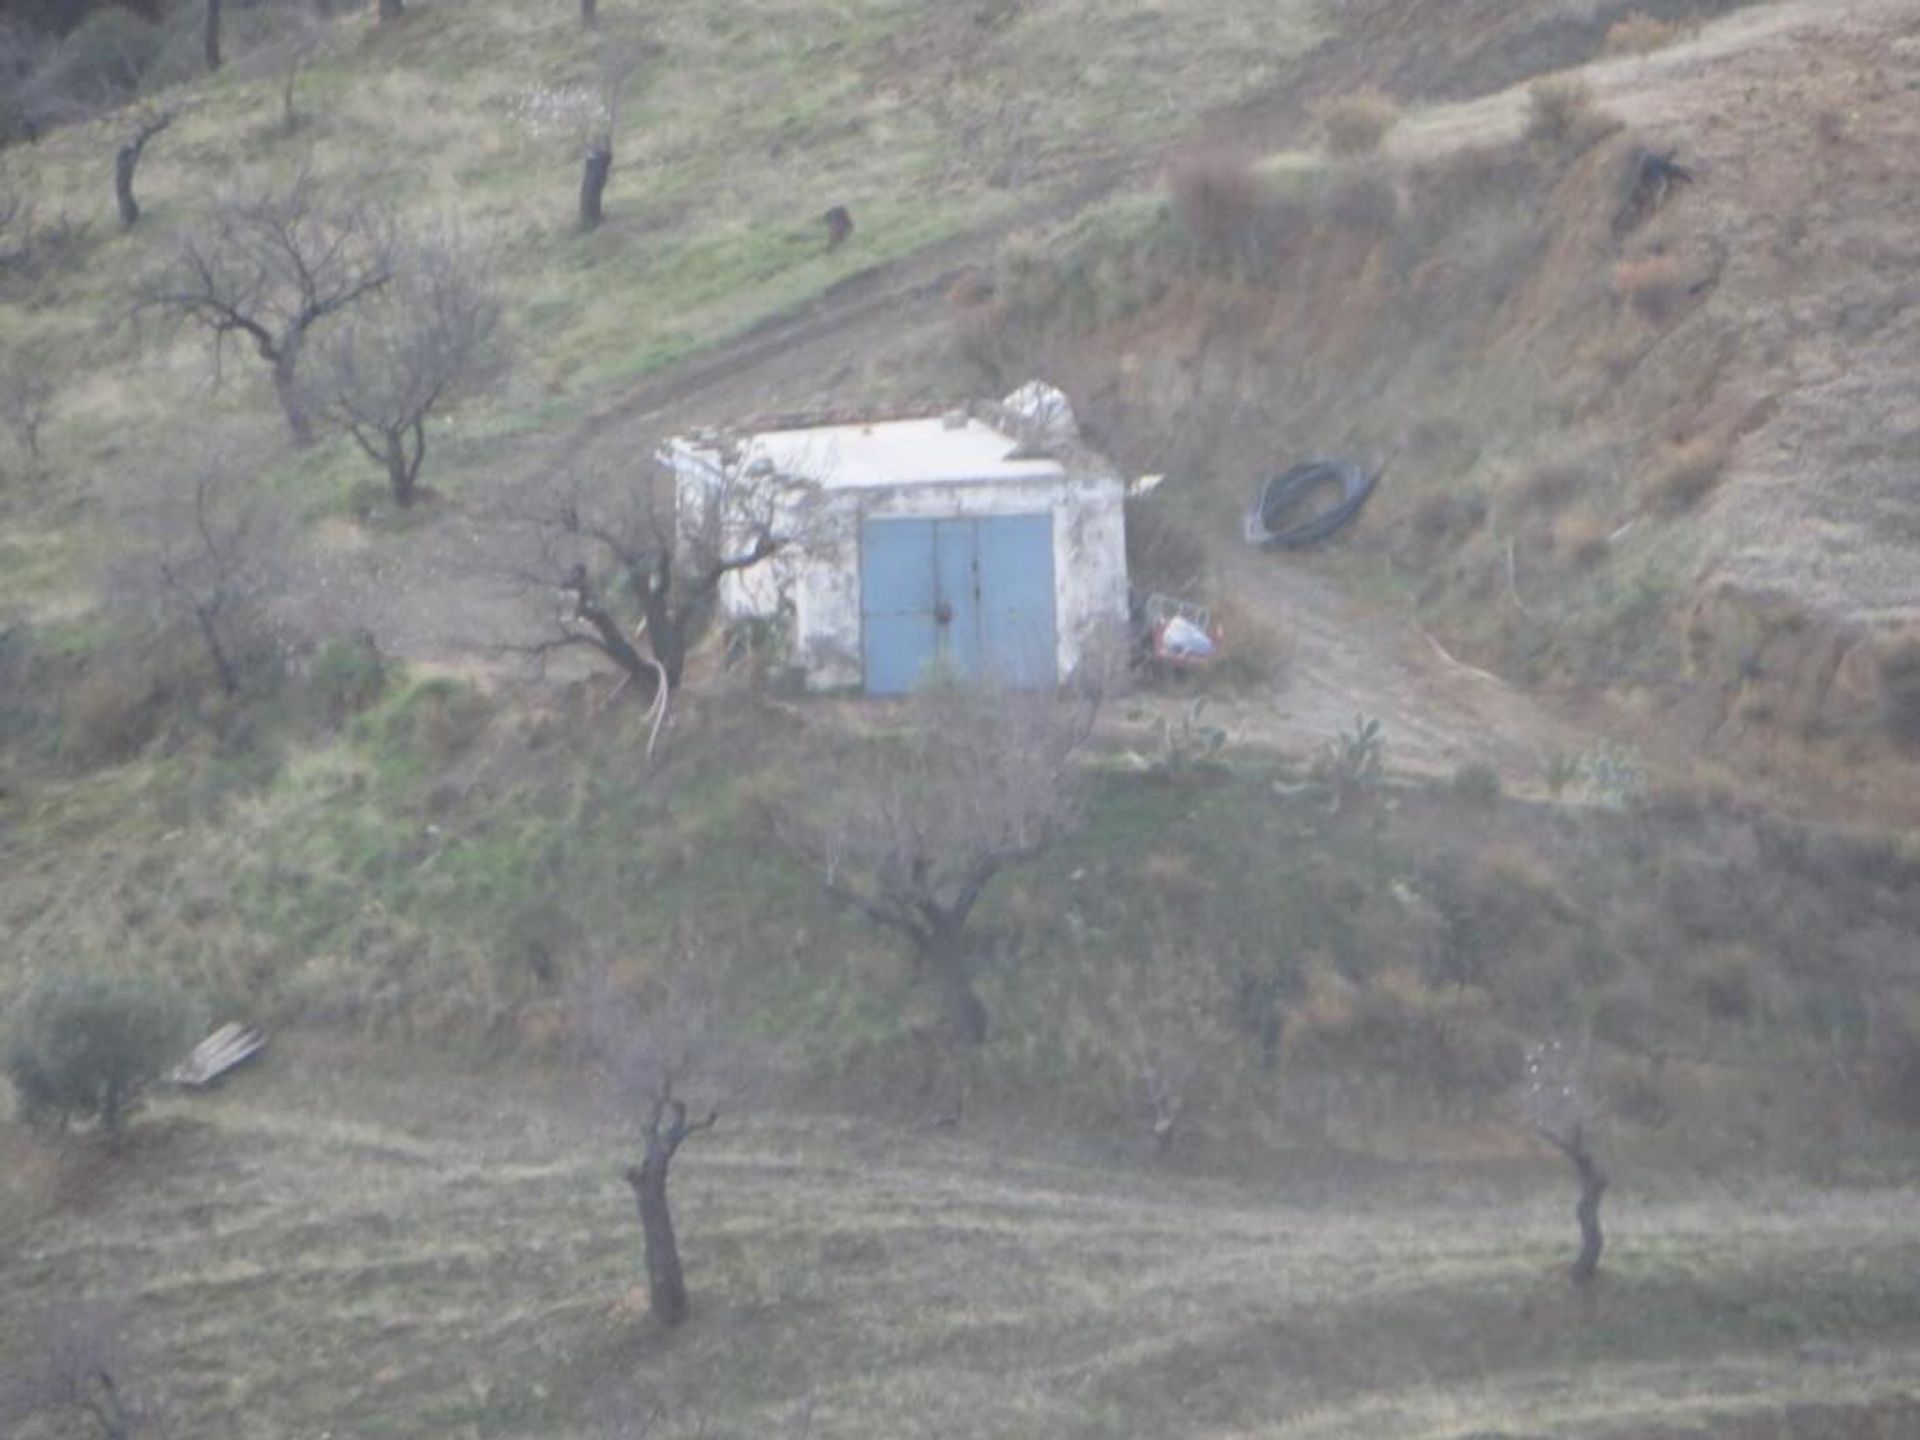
[572,966,719,1329]
[142,172,395,446]
[491,442,820,707]
[315,235,502,508]
[783,679,1100,1055]
[1,346,55,477]
[1523,1036,1609,1288]
[119,463,284,700]
[1,1295,166,1440]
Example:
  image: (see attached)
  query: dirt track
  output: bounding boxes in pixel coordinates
[300,0,1888,787]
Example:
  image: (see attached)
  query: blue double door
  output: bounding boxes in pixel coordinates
[860,515,1056,695]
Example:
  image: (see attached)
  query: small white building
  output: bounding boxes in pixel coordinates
[669,412,1128,695]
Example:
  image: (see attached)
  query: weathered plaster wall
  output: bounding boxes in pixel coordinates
[698,472,1127,690]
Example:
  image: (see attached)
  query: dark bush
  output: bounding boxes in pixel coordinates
[307,632,388,728]
[6,970,200,1135]
[1449,761,1503,807]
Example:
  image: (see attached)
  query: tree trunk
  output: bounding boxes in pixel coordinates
[196,606,240,697]
[927,928,989,1046]
[580,143,612,230]
[1571,1159,1607,1286]
[204,0,222,70]
[638,583,686,689]
[624,1155,688,1326]
[378,0,403,23]
[580,0,596,26]
[270,352,315,447]
[114,142,141,229]
[384,425,425,507]
[1556,1128,1608,1287]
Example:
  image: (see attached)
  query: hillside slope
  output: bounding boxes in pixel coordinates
[7,1044,1920,1439]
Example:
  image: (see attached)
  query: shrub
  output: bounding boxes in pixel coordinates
[1507,458,1591,515]
[63,657,172,768]
[1317,88,1401,157]
[1449,761,1503,807]
[307,632,388,728]
[1640,432,1730,514]
[1525,78,1617,155]
[1542,750,1581,798]
[1877,631,1920,748]
[6,971,200,1135]
[1552,514,1611,569]
[1169,153,1265,267]
[1613,251,1691,320]
[1205,598,1294,691]
[1603,13,1691,56]
[1125,493,1209,597]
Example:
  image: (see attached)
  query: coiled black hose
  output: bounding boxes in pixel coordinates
[1243,460,1379,548]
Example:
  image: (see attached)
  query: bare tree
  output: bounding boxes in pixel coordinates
[234,0,336,136]
[315,235,501,507]
[204,0,222,70]
[114,107,174,230]
[122,464,284,699]
[581,0,597,28]
[378,0,403,24]
[1523,1037,1609,1288]
[1,1296,164,1440]
[573,967,719,1328]
[494,443,818,705]
[783,680,1098,1054]
[1,348,55,476]
[143,173,394,446]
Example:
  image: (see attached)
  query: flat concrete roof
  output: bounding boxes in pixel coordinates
[739,416,1069,491]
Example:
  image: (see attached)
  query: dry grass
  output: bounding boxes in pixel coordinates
[1614,250,1692,321]
[1504,458,1593,516]
[1603,13,1695,57]
[1641,432,1731,515]
[9,1045,1920,1439]
[1552,514,1612,569]
[1316,87,1401,158]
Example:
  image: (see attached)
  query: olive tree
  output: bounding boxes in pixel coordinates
[5,971,200,1137]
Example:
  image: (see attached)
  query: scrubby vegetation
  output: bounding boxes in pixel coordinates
[8,0,1920,1435]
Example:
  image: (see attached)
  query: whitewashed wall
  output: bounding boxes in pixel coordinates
[685,466,1127,691]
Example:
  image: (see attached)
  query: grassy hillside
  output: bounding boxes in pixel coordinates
[8,3,1920,1437]
[7,1045,1920,1440]
[0,0,1324,615]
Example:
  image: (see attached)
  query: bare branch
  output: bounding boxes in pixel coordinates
[141,171,395,446]
[315,230,502,506]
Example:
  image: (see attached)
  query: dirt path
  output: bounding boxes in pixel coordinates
[1197,548,1595,780]
[298,0,1861,789]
